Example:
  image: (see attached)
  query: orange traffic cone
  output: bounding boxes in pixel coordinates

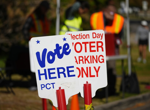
[70,94,80,110]
[52,106,57,110]
[49,100,57,110]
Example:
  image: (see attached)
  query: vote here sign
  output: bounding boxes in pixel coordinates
[30,35,79,107]
[66,30,107,98]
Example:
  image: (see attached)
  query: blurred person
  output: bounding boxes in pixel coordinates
[22,0,50,42]
[90,3,124,95]
[58,0,89,104]
[59,1,89,35]
[22,0,51,91]
[90,3,124,55]
[136,20,149,64]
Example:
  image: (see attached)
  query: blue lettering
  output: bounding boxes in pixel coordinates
[67,66,75,77]
[57,67,66,78]
[38,69,47,80]
[38,66,75,81]
[36,43,71,68]
[36,48,47,68]
[40,82,55,90]
[48,68,57,79]
[55,44,64,59]
[51,83,55,89]
[47,51,55,64]
[46,83,51,89]
[41,84,45,90]
[63,43,71,55]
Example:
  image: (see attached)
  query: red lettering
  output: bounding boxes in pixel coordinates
[97,41,104,52]
[73,35,75,40]
[77,67,81,78]
[78,34,80,39]
[98,55,104,63]
[92,55,98,63]
[74,42,82,53]
[94,66,100,77]
[87,34,90,39]
[74,56,78,64]
[92,32,103,40]
[92,32,96,38]
[69,33,90,40]
[89,67,95,77]
[79,56,84,64]
[81,67,88,78]
[76,35,78,39]
[90,55,93,64]
[82,34,85,39]
[100,33,103,40]
[89,41,96,52]
[82,42,88,52]
[75,55,104,65]
[77,66,100,78]
[73,41,104,53]
[84,56,90,64]
[70,34,74,40]
[77,67,89,78]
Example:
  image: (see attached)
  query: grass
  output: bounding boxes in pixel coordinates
[0,44,150,110]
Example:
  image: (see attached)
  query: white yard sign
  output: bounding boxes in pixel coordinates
[30,35,79,107]
[66,30,107,98]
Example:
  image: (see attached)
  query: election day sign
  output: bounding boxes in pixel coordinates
[66,30,107,98]
[30,35,79,107]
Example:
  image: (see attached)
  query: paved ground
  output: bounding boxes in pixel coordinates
[94,92,150,110]
[124,99,150,110]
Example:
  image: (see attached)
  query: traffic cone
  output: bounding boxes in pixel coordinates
[52,106,57,110]
[49,100,57,110]
[70,94,80,110]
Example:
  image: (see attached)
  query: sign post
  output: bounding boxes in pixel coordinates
[42,99,47,110]
[84,81,93,110]
[56,0,60,35]
[56,87,67,110]
[126,0,131,75]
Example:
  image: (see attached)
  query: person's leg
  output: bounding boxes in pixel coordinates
[29,72,37,91]
[139,45,143,56]
[137,45,143,62]
[107,60,116,75]
[142,45,147,63]
[107,60,117,95]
